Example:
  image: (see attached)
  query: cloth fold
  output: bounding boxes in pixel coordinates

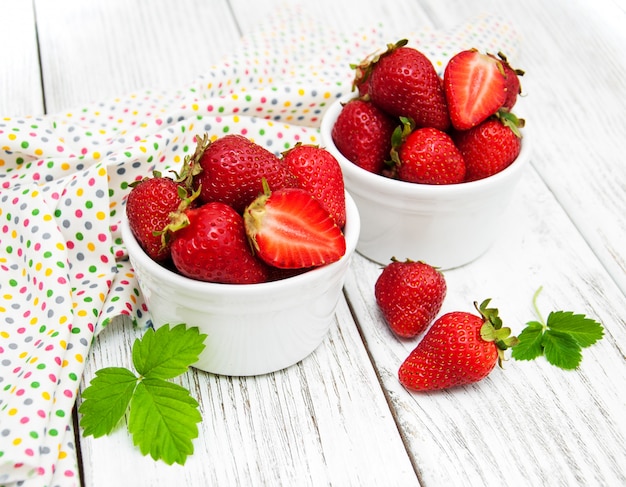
[0,7,519,486]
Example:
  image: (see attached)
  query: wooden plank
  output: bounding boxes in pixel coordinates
[33,0,241,114]
[0,0,44,115]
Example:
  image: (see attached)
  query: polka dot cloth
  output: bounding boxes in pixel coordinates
[0,9,519,487]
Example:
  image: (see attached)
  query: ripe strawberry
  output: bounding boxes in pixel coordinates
[398,300,518,391]
[282,143,346,228]
[490,52,524,110]
[331,97,397,175]
[244,184,346,269]
[374,258,446,338]
[390,123,465,184]
[169,201,270,284]
[194,134,295,214]
[453,111,524,181]
[126,174,182,262]
[356,40,450,131]
[444,49,507,130]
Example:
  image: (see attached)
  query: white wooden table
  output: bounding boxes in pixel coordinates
[2,0,625,485]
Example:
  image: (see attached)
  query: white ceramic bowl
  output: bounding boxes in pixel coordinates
[121,192,360,377]
[320,94,531,269]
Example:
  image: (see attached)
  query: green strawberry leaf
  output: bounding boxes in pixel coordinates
[79,367,138,437]
[545,311,604,348]
[510,321,544,361]
[128,377,202,466]
[79,324,206,465]
[511,287,604,370]
[542,329,582,370]
[132,323,207,379]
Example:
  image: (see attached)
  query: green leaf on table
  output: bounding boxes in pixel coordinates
[79,367,138,437]
[545,311,604,348]
[79,324,206,464]
[128,377,202,466]
[542,329,583,370]
[132,323,207,379]
[511,287,604,370]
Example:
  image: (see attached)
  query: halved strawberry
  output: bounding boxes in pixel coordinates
[244,184,346,269]
[444,49,507,130]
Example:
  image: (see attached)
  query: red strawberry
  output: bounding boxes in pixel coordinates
[356,40,450,131]
[169,202,270,284]
[390,123,465,184]
[490,52,524,110]
[444,49,507,130]
[331,98,397,175]
[374,258,446,338]
[244,184,346,269]
[126,173,187,262]
[453,111,524,181]
[194,134,295,214]
[282,143,346,228]
[398,300,518,391]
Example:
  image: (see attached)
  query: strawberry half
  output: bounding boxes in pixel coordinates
[244,184,346,269]
[444,49,507,130]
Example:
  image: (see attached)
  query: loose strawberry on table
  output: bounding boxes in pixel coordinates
[398,300,518,391]
[282,143,346,228]
[375,258,447,338]
[330,97,398,175]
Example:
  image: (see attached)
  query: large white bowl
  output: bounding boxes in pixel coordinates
[121,192,360,376]
[320,94,531,269]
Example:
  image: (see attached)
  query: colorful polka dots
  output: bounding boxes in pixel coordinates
[0,10,517,487]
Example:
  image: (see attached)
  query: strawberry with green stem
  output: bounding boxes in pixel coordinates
[398,299,518,391]
[355,39,450,131]
[390,117,466,184]
[194,133,296,214]
[453,110,525,181]
[125,136,206,262]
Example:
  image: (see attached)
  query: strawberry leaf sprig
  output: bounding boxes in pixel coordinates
[511,287,604,370]
[79,324,207,465]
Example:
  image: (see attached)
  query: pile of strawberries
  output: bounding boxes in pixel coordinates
[332,40,525,183]
[125,134,347,284]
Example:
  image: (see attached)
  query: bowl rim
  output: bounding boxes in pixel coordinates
[320,93,531,198]
[121,190,360,296]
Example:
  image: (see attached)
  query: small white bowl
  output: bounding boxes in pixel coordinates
[320,94,531,269]
[121,192,360,377]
